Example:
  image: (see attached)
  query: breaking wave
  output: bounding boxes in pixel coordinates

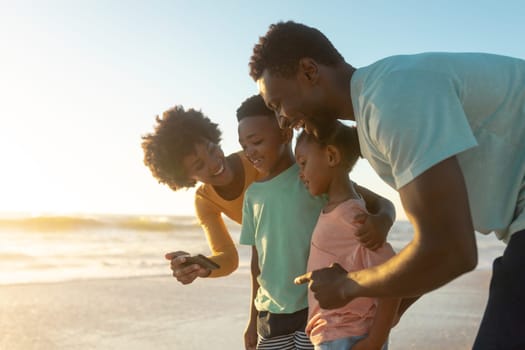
[0,214,201,232]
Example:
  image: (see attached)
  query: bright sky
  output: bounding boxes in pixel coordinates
[1,0,524,219]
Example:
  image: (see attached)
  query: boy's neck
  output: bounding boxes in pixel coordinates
[257,149,295,182]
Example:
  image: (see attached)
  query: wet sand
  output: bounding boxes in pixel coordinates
[0,267,491,349]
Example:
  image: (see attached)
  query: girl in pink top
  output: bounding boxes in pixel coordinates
[294,122,400,350]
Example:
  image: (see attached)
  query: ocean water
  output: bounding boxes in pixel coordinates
[0,214,506,285]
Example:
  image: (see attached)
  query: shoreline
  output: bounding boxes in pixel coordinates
[0,268,491,349]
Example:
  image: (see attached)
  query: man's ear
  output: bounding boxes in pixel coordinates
[326,145,341,167]
[298,58,319,84]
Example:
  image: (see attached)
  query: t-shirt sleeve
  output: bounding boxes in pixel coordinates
[239,189,255,246]
[363,70,478,189]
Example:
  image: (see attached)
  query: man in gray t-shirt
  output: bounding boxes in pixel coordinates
[249,20,525,349]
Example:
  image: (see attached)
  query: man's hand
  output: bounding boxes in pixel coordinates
[165,251,210,285]
[294,263,357,309]
[354,212,391,251]
[353,182,395,251]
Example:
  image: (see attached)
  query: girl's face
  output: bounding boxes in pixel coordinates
[294,139,332,196]
[182,140,234,187]
[238,115,292,179]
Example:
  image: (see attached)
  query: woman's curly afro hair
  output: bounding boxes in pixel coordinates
[141,105,221,191]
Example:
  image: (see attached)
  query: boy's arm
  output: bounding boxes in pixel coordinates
[244,246,259,350]
[354,183,395,250]
[354,298,401,350]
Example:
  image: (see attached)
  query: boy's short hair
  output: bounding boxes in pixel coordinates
[236,94,275,121]
[249,21,344,81]
[141,105,221,190]
[296,121,361,171]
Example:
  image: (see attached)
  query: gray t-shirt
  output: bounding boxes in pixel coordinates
[351,52,525,242]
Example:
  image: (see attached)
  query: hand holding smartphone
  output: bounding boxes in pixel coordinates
[181,254,220,270]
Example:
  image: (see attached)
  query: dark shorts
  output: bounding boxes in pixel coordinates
[257,308,313,349]
[257,307,309,338]
[473,229,525,349]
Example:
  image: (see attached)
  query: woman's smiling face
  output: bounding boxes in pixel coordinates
[181,140,233,186]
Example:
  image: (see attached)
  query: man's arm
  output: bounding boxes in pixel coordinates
[379,156,478,295]
[354,183,396,220]
[296,157,478,307]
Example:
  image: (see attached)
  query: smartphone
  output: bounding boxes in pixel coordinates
[181,254,220,270]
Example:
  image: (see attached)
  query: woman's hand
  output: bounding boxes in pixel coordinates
[165,251,210,285]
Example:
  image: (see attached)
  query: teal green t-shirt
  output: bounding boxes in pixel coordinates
[351,52,525,242]
[240,163,325,313]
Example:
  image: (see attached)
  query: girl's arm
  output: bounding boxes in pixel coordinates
[352,241,401,349]
[354,297,400,350]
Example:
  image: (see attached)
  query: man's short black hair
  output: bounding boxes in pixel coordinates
[249,21,344,81]
[236,94,275,122]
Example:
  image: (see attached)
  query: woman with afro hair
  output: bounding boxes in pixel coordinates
[142,95,396,285]
[142,104,260,283]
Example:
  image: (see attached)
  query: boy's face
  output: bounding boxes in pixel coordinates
[295,139,331,196]
[181,140,233,186]
[238,115,291,178]
[257,67,337,139]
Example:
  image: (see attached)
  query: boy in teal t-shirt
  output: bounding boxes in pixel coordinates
[237,94,325,349]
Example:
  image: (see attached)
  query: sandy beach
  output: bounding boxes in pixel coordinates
[0,266,491,350]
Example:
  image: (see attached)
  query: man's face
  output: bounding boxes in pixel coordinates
[257,69,335,139]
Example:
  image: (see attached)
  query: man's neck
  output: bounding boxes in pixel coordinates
[333,62,356,121]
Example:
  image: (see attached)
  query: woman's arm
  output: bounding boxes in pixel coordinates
[195,194,239,277]
[165,194,239,285]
